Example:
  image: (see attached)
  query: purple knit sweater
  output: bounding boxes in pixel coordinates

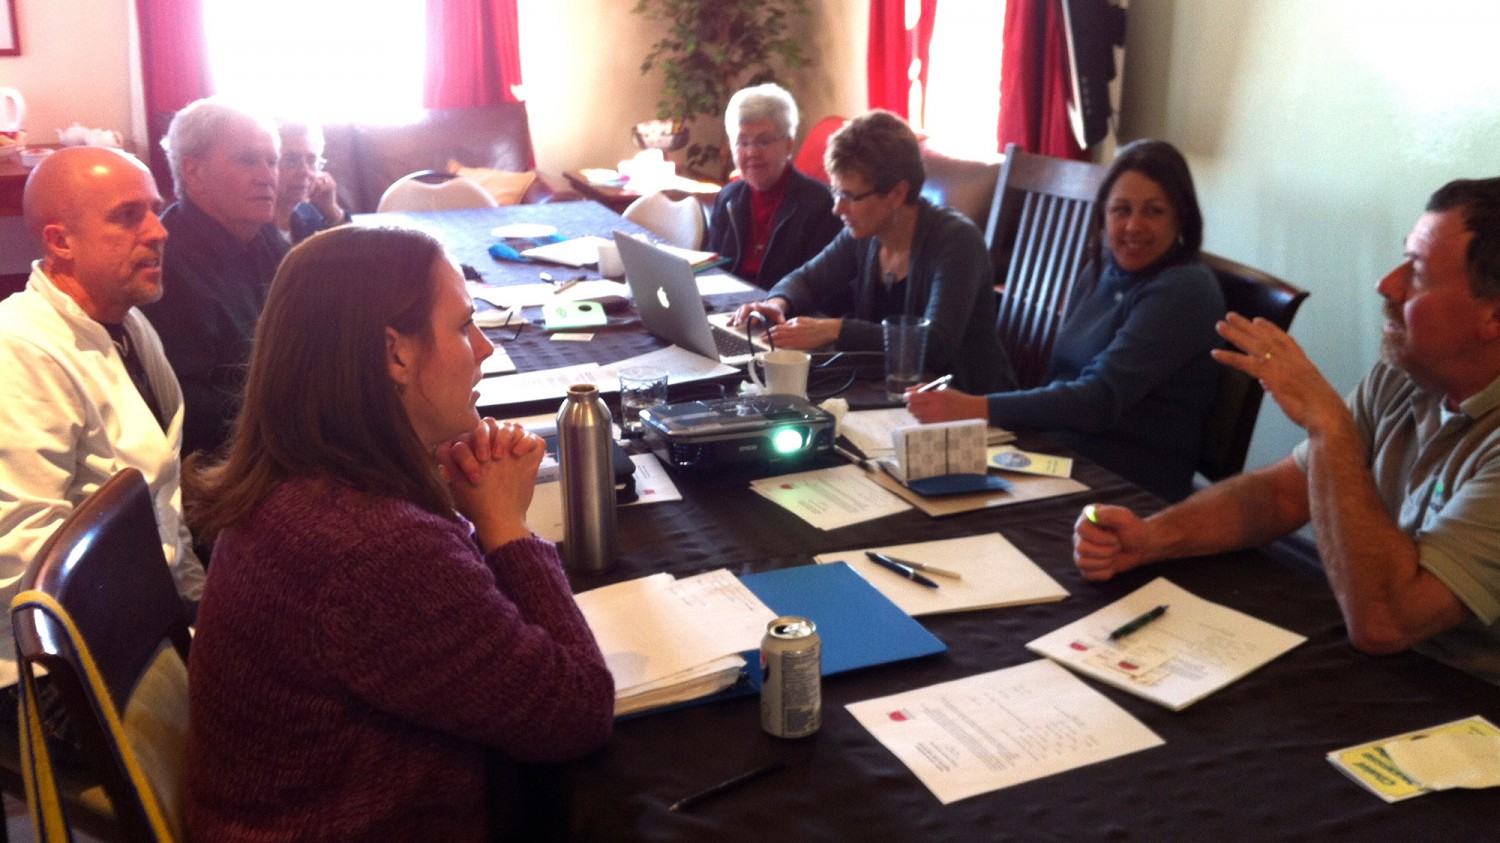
[186,477,614,842]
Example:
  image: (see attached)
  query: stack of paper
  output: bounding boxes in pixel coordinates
[839,408,1014,462]
[1026,577,1306,710]
[574,570,777,716]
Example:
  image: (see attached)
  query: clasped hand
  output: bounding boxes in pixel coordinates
[436,418,545,551]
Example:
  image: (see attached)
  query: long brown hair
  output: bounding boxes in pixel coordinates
[187,225,453,537]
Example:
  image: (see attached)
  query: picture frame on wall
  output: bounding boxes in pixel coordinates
[0,0,18,56]
[0,0,17,57]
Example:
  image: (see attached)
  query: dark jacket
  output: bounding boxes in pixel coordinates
[706,167,844,291]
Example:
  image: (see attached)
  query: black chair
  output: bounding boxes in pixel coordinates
[985,143,1109,389]
[11,467,192,842]
[1197,252,1310,483]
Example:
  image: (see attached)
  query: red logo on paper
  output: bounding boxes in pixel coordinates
[1069,641,1090,652]
[888,710,910,722]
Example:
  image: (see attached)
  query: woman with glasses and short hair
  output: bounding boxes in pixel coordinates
[273,120,346,244]
[732,109,1016,396]
[706,83,844,290]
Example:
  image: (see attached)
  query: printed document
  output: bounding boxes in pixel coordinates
[476,346,735,406]
[814,533,1068,616]
[847,659,1163,804]
[1327,715,1500,802]
[747,464,912,530]
[1026,577,1306,710]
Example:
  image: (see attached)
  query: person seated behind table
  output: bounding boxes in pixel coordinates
[0,147,205,716]
[706,82,843,290]
[141,97,288,459]
[731,109,1015,396]
[1074,177,1500,688]
[273,119,346,244]
[184,226,614,841]
[906,139,1225,501]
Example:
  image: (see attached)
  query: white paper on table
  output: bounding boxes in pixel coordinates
[1382,732,1500,791]
[623,452,681,504]
[480,342,516,375]
[840,408,1015,460]
[476,347,735,407]
[469,279,630,310]
[1026,577,1307,710]
[528,480,564,542]
[574,569,776,693]
[846,659,1164,804]
[814,533,1068,616]
[747,464,912,530]
[695,272,756,295]
[521,235,614,267]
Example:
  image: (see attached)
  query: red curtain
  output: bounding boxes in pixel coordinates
[867,0,937,121]
[134,0,213,196]
[997,0,1085,160]
[424,0,525,108]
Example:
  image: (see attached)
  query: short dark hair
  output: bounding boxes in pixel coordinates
[825,109,925,203]
[187,226,452,537]
[1426,177,1500,299]
[1090,139,1204,268]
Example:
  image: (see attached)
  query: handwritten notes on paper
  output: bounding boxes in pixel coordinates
[1026,577,1306,710]
[846,659,1163,804]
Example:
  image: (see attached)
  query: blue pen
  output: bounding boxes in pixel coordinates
[865,552,940,589]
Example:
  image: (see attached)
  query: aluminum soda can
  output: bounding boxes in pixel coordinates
[760,616,821,738]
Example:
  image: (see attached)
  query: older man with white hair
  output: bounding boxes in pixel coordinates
[142,97,288,459]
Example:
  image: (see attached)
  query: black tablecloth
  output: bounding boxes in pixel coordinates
[358,205,1500,841]
[562,448,1500,842]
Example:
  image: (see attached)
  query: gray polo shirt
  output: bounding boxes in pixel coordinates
[1294,361,1500,685]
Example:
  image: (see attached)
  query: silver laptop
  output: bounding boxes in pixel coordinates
[613,231,770,365]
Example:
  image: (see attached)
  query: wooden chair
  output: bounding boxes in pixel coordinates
[1197,252,1310,483]
[11,467,193,842]
[375,169,499,213]
[985,143,1110,389]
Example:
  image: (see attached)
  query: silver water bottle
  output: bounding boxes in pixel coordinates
[557,384,616,574]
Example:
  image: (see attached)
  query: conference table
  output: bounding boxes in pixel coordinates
[355,203,1500,841]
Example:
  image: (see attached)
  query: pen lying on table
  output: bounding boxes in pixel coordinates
[865,551,962,580]
[865,552,941,589]
[669,759,786,812]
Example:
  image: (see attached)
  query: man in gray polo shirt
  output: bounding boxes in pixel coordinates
[1073,177,1500,686]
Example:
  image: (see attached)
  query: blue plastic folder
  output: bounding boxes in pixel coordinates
[737,561,947,688]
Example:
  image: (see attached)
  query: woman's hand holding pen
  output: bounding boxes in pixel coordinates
[904,385,988,423]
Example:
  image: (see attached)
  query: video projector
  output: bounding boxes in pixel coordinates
[638,394,836,470]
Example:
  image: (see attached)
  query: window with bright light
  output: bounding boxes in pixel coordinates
[919,0,1006,160]
[203,0,427,124]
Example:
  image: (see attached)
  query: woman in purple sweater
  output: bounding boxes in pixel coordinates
[183,226,614,841]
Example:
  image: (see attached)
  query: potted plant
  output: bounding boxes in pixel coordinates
[632,0,812,175]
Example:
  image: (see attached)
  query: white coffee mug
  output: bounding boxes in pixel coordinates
[749,349,811,398]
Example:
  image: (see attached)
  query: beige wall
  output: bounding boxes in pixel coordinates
[517,0,867,176]
[1122,0,1500,469]
[0,1,138,147]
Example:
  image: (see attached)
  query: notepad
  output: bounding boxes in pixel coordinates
[1026,577,1306,710]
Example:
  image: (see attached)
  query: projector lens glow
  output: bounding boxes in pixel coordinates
[772,428,805,454]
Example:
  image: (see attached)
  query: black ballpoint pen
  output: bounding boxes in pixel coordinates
[1108,604,1168,640]
[866,553,940,589]
[670,760,786,812]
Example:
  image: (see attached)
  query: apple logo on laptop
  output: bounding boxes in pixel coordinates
[657,288,672,309]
